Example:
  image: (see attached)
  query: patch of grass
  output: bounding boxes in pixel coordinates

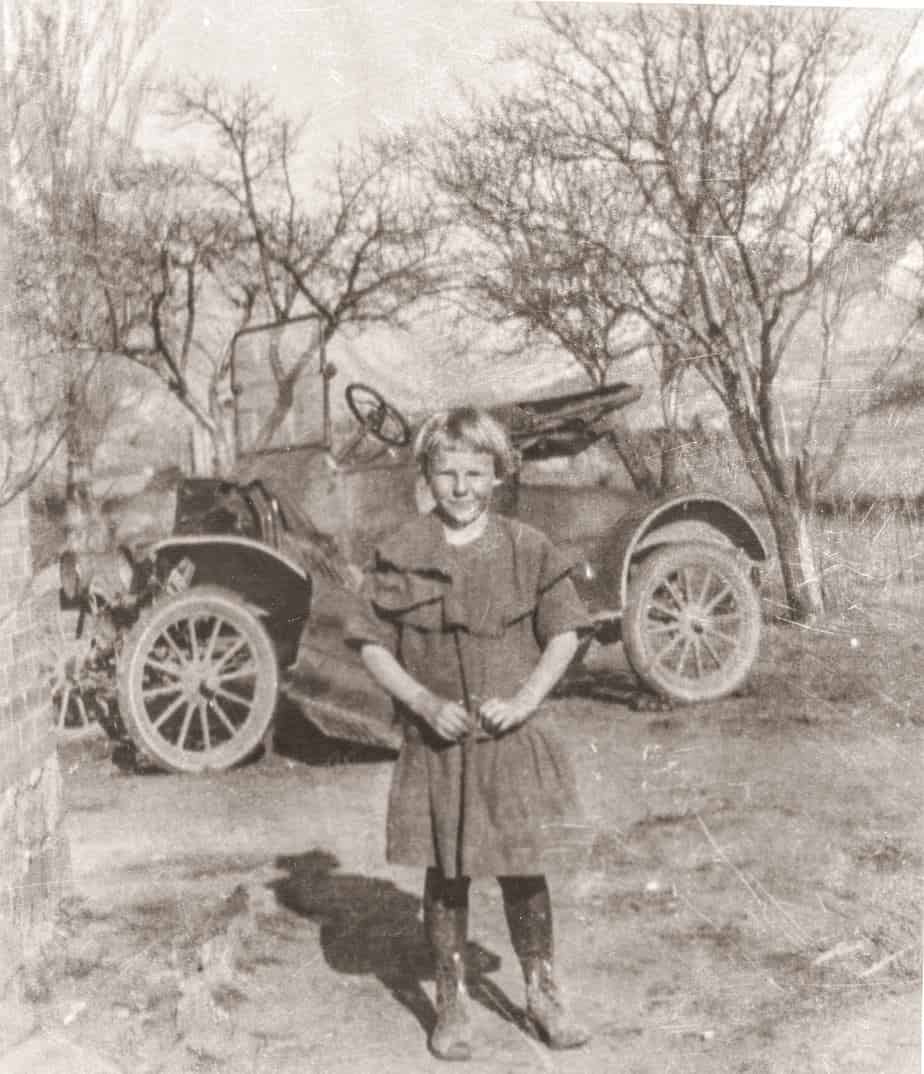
[681,921,747,951]
[606,890,679,915]
[750,618,916,716]
[629,811,695,831]
[646,715,681,733]
[811,501,923,609]
[587,831,642,868]
[851,837,909,872]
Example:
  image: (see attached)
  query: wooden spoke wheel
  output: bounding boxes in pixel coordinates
[36,589,106,733]
[117,585,279,773]
[622,544,762,704]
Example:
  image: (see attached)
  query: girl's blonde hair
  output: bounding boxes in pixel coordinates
[413,406,519,480]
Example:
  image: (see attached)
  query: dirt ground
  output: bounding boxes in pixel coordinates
[9,583,924,1074]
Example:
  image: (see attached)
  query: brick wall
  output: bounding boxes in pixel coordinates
[0,493,69,996]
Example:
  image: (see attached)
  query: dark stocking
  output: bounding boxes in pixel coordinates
[498,875,552,964]
[498,874,589,1050]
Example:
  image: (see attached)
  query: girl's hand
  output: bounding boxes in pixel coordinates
[477,633,579,736]
[361,646,472,744]
[478,694,536,736]
[416,693,471,743]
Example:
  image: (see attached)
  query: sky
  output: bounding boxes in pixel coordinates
[146,1,924,416]
[152,0,527,168]
[148,1,569,411]
[151,2,924,170]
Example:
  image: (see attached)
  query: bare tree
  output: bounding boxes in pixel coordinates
[171,83,447,449]
[77,157,255,475]
[495,4,924,619]
[0,311,68,509]
[1,206,67,507]
[430,95,673,493]
[7,0,165,507]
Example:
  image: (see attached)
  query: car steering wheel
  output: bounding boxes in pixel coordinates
[344,382,411,447]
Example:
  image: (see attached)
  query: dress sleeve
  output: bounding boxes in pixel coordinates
[533,541,594,647]
[342,568,400,655]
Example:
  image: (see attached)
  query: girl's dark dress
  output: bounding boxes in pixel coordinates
[346,511,591,880]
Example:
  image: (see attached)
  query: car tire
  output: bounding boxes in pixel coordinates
[117,585,279,773]
[622,543,762,704]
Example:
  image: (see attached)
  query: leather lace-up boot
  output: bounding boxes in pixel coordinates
[430,948,472,1061]
[523,956,590,1050]
[500,875,590,1050]
[425,871,472,1062]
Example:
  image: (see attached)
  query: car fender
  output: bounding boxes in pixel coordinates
[603,493,768,611]
[153,535,314,666]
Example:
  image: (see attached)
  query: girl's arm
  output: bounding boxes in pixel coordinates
[360,643,471,743]
[479,630,579,735]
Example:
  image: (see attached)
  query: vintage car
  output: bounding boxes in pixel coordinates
[51,367,768,773]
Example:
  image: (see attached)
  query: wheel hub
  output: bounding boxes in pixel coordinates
[677,608,707,637]
[179,662,211,701]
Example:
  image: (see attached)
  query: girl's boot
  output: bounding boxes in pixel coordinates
[500,876,590,1050]
[522,956,590,1050]
[425,871,472,1062]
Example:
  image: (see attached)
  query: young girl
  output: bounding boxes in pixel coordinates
[345,406,591,1062]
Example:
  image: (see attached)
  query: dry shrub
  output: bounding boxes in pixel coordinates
[749,613,920,720]
[648,427,924,614]
[812,498,923,611]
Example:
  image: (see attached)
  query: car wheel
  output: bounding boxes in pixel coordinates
[117,585,279,773]
[622,543,762,704]
[36,584,102,734]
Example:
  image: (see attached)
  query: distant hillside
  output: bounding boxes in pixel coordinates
[44,269,923,505]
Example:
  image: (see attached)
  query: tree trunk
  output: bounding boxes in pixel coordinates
[253,378,296,452]
[205,385,237,478]
[726,411,825,622]
[63,380,83,503]
[658,426,692,494]
[604,413,659,497]
[764,489,825,622]
[63,382,109,552]
[212,426,236,477]
[63,479,109,555]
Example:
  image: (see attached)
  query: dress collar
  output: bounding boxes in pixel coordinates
[376,511,506,577]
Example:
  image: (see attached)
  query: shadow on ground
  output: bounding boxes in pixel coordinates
[269,849,530,1036]
[558,665,674,712]
[271,696,397,767]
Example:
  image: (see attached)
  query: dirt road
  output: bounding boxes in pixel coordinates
[5,593,922,1074]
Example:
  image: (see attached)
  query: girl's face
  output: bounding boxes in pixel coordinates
[427,446,499,530]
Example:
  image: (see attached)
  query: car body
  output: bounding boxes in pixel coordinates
[90,367,769,773]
